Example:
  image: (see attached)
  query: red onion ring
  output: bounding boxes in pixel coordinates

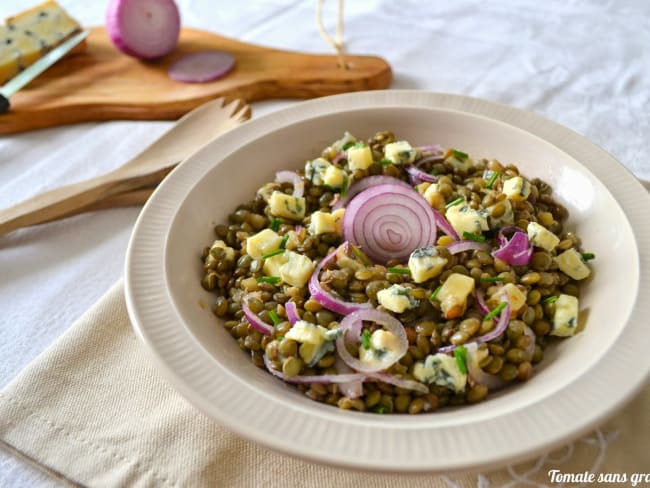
[493,228,532,266]
[332,175,412,211]
[465,343,509,390]
[263,354,366,384]
[335,355,364,399]
[332,151,346,164]
[522,324,536,361]
[335,309,408,373]
[342,183,438,263]
[416,144,443,154]
[285,301,300,325]
[432,208,460,241]
[242,294,274,336]
[367,372,429,394]
[405,165,438,185]
[275,170,305,198]
[447,240,490,254]
[474,288,491,316]
[308,244,372,315]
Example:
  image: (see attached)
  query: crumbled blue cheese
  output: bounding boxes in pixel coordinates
[445,203,489,236]
[210,239,236,261]
[304,158,331,185]
[347,144,373,170]
[279,251,314,288]
[331,131,358,152]
[436,273,475,319]
[550,294,579,337]
[246,229,283,259]
[502,176,531,201]
[359,329,403,368]
[408,246,447,283]
[490,283,527,315]
[377,284,418,313]
[308,211,337,236]
[413,353,467,393]
[384,141,418,165]
[555,248,591,280]
[268,191,306,221]
[286,321,341,366]
[527,222,560,251]
[262,251,288,276]
[322,165,346,188]
[446,154,473,172]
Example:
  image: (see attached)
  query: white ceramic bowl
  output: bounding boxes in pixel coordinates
[125,91,650,473]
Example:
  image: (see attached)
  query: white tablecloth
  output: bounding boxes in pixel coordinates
[1,1,649,486]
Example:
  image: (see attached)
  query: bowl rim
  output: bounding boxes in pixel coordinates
[125,90,650,473]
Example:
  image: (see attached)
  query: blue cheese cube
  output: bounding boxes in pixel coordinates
[279,251,314,288]
[332,208,345,235]
[347,144,373,170]
[268,191,306,221]
[413,353,467,393]
[527,222,560,251]
[555,248,591,280]
[502,176,531,201]
[308,211,337,236]
[550,294,579,337]
[286,320,329,344]
[262,251,288,277]
[304,158,331,185]
[359,329,403,368]
[322,165,346,188]
[331,131,358,152]
[377,284,418,313]
[246,229,283,259]
[408,246,448,283]
[436,273,475,319]
[445,203,489,237]
[384,141,417,165]
[490,283,527,315]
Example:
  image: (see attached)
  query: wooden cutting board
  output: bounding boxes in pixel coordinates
[0,26,392,135]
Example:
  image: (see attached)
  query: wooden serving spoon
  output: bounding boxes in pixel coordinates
[0,97,251,236]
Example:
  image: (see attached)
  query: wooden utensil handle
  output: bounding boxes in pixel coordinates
[0,168,170,236]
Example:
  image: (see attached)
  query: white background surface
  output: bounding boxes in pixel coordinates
[1,0,649,486]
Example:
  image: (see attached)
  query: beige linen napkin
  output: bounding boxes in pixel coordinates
[0,280,648,488]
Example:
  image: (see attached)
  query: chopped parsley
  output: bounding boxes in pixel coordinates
[257,276,281,284]
[484,301,507,320]
[542,295,558,305]
[387,267,411,274]
[262,249,285,260]
[462,231,486,243]
[429,284,443,301]
[269,218,281,231]
[452,149,468,160]
[361,329,371,350]
[268,310,281,326]
[454,345,468,374]
[445,197,464,209]
[486,171,500,189]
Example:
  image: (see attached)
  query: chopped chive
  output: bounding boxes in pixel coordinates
[361,329,371,349]
[276,336,284,342]
[387,267,411,274]
[445,197,464,209]
[484,301,507,321]
[262,249,285,260]
[353,247,371,266]
[353,141,366,149]
[280,234,289,249]
[452,149,469,160]
[268,310,281,326]
[371,405,387,414]
[462,231,486,243]
[270,218,281,231]
[380,158,393,166]
[454,345,468,374]
[581,252,595,261]
[480,276,506,283]
[542,295,558,305]
[342,141,356,150]
[486,171,500,189]
[341,174,349,197]
[257,276,281,284]
[429,285,443,301]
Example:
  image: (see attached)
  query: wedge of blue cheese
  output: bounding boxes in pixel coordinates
[1,1,85,85]
[445,203,489,236]
[384,141,418,164]
[377,284,418,313]
[408,246,447,283]
[555,248,591,280]
[413,353,467,393]
[268,191,305,221]
[359,329,403,369]
[285,321,341,366]
[527,221,560,251]
[550,294,579,337]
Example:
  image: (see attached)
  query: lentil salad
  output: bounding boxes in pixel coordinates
[200,131,593,414]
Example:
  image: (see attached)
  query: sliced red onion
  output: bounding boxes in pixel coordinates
[332,151,346,164]
[263,354,365,384]
[106,0,180,59]
[447,240,490,254]
[367,372,429,394]
[285,301,300,325]
[432,208,460,241]
[331,175,411,211]
[335,309,408,374]
[342,183,438,263]
[308,244,372,315]
[405,164,439,186]
[474,288,490,316]
[335,355,364,399]
[465,343,509,390]
[275,170,305,198]
[493,228,532,266]
[416,144,443,154]
[522,324,536,361]
[168,51,236,83]
[242,294,274,336]
[415,154,444,167]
